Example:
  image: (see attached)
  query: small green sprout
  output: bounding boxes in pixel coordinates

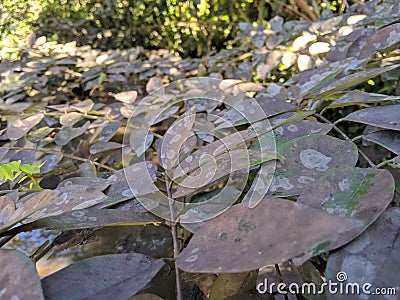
[0,160,46,190]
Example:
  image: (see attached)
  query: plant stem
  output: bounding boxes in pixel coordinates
[165,175,183,300]
[376,157,398,168]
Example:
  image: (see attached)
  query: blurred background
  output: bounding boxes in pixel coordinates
[1,0,353,57]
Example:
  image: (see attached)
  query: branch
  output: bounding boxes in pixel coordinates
[165,175,183,300]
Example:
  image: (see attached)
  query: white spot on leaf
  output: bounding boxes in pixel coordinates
[185,255,198,263]
[297,176,315,184]
[269,177,294,192]
[338,178,350,191]
[299,149,331,171]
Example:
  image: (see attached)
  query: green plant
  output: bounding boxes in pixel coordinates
[0,160,46,190]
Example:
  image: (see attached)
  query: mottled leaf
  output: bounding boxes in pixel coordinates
[178,134,197,163]
[54,121,90,146]
[39,153,63,173]
[42,253,165,300]
[171,130,248,181]
[368,23,400,51]
[27,126,54,142]
[179,187,243,229]
[362,130,400,155]
[115,225,172,258]
[268,134,358,195]
[7,113,44,140]
[176,198,362,273]
[326,207,400,300]
[255,98,296,117]
[106,162,158,203]
[160,107,196,170]
[129,128,154,157]
[58,177,110,190]
[24,186,108,223]
[324,90,400,111]
[0,196,15,226]
[286,62,344,100]
[313,65,400,98]
[273,120,332,143]
[0,190,57,234]
[60,112,83,126]
[173,148,279,198]
[341,104,400,130]
[89,142,124,155]
[98,121,122,142]
[5,207,159,234]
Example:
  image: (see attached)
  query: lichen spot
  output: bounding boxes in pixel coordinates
[297,176,315,184]
[338,178,350,191]
[185,255,198,263]
[122,189,134,197]
[71,211,85,217]
[286,124,298,132]
[299,149,331,171]
[167,149,176,159]
[358,111,368,117]
[269,177,294,192]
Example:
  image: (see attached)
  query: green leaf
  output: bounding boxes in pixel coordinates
[98,72,107,84]
[20,161,46,175]
[0,160,21,182]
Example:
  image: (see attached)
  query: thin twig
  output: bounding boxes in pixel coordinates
[316,114,376,168]
[376,157,398,169]
[165,175,183,300]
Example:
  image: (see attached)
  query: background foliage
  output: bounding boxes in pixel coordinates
[2,0,347,56]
